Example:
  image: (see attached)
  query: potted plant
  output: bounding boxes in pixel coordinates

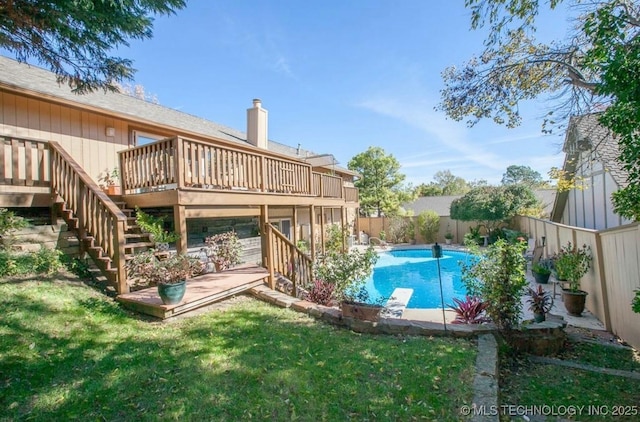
[444,231,454,245]
[205,231,242,271]
[135,207,180,251]
[526,285,554,322]
[314,247,380,321]
[531,258,553,284]
[126,251,203,304]
[98,167,121,195]
[553,241,592,316]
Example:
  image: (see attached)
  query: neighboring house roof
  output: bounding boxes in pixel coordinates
[404,189,557,218]
[563,113,627,187]
[0,55,354,175]
[403,195,463,216]
[551,113,628,222]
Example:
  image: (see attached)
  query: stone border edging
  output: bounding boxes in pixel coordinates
[249,285,495,337]
[471,334,499,422]
[529,356,640,380]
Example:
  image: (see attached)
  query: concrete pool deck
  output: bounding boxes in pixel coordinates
[363,243,605,331]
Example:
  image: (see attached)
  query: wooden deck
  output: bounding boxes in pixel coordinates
[117,265,269,319]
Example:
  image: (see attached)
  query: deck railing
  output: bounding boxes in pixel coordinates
[50,141,128,293]
[344,186,358,202]
[0,136,50,186]
[119,137,356,201]
[311,172,344,199]
[264,223,313,297]
[119,136,316,195]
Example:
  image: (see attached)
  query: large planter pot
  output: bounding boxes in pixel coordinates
[532,270,550,284]
[341,301,382,321]
[562,289,588,316]
[158,280,186,305]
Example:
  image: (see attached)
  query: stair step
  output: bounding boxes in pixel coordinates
[125,241,155,250]
[124,233,150,239]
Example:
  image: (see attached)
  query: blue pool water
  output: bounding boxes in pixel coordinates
[363,249,473,309]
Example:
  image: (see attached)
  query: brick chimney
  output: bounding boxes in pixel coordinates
[247,98,268,149]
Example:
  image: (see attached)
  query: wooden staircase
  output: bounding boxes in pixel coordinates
[57,196,155,291]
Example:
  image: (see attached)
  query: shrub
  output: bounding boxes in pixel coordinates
[325,224,349,254]
[449,296,489,324]
[461,238,528,330]
[388,216,415,243]
[306,279,335,305]
[417,210,439,243]
[0,208,28,249]
[633,289,640,314]
[314,247,378,303]
[0,246,63,277]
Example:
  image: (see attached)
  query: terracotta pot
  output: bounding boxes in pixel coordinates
[103,185,121,195]
[562,289,588,316]
[341,302,382,322]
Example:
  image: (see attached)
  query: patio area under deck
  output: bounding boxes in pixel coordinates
[117,265,269,319]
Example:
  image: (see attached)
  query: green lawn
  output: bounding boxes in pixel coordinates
[501,340,640,421]
[0,274,476,421]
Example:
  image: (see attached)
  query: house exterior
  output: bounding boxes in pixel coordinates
[0,56,359,294]
[550,113,632,230]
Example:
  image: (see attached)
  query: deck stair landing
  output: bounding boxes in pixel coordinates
[117,265,269,319]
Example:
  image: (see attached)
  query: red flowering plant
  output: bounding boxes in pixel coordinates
[448,296,490,324]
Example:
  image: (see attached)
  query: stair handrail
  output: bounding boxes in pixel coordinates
[264,222,313,297]
[49,141,128,293]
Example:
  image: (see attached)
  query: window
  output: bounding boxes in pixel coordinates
[131,130,164,146]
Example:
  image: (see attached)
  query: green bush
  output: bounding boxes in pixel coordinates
[314,247,378,303]
[417,210,439,243]
[0,246,63,277]
[0,208,28,249]
[388,216,415,243]
[325,224,349,254]
[461,238,528,330]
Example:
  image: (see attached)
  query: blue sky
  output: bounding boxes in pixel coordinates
[118,0,573,185]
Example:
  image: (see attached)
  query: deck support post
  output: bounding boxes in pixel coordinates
[174,205,187,254]
[292,206,298,246]
[309,205,316,261]
[261,205,275,289]
[319,206,325,255]
[341,206,346,252]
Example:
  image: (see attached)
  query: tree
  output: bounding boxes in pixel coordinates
[501,165,546,188]
[438,0,640,220]
[450,185,538,232]
[434,170,471,195]
[348,147,412,216]
[414,182,443,197]
[0,0,186,94]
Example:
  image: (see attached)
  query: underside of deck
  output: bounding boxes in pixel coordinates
[116,265,269,319]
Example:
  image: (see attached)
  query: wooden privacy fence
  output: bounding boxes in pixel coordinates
[50,141,128,294]
[264,222,313,297]
[516,216,640,351]
[358,216,478,244]
[0,136,50,186]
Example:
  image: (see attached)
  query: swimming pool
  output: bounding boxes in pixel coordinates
[363,248,473,309]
